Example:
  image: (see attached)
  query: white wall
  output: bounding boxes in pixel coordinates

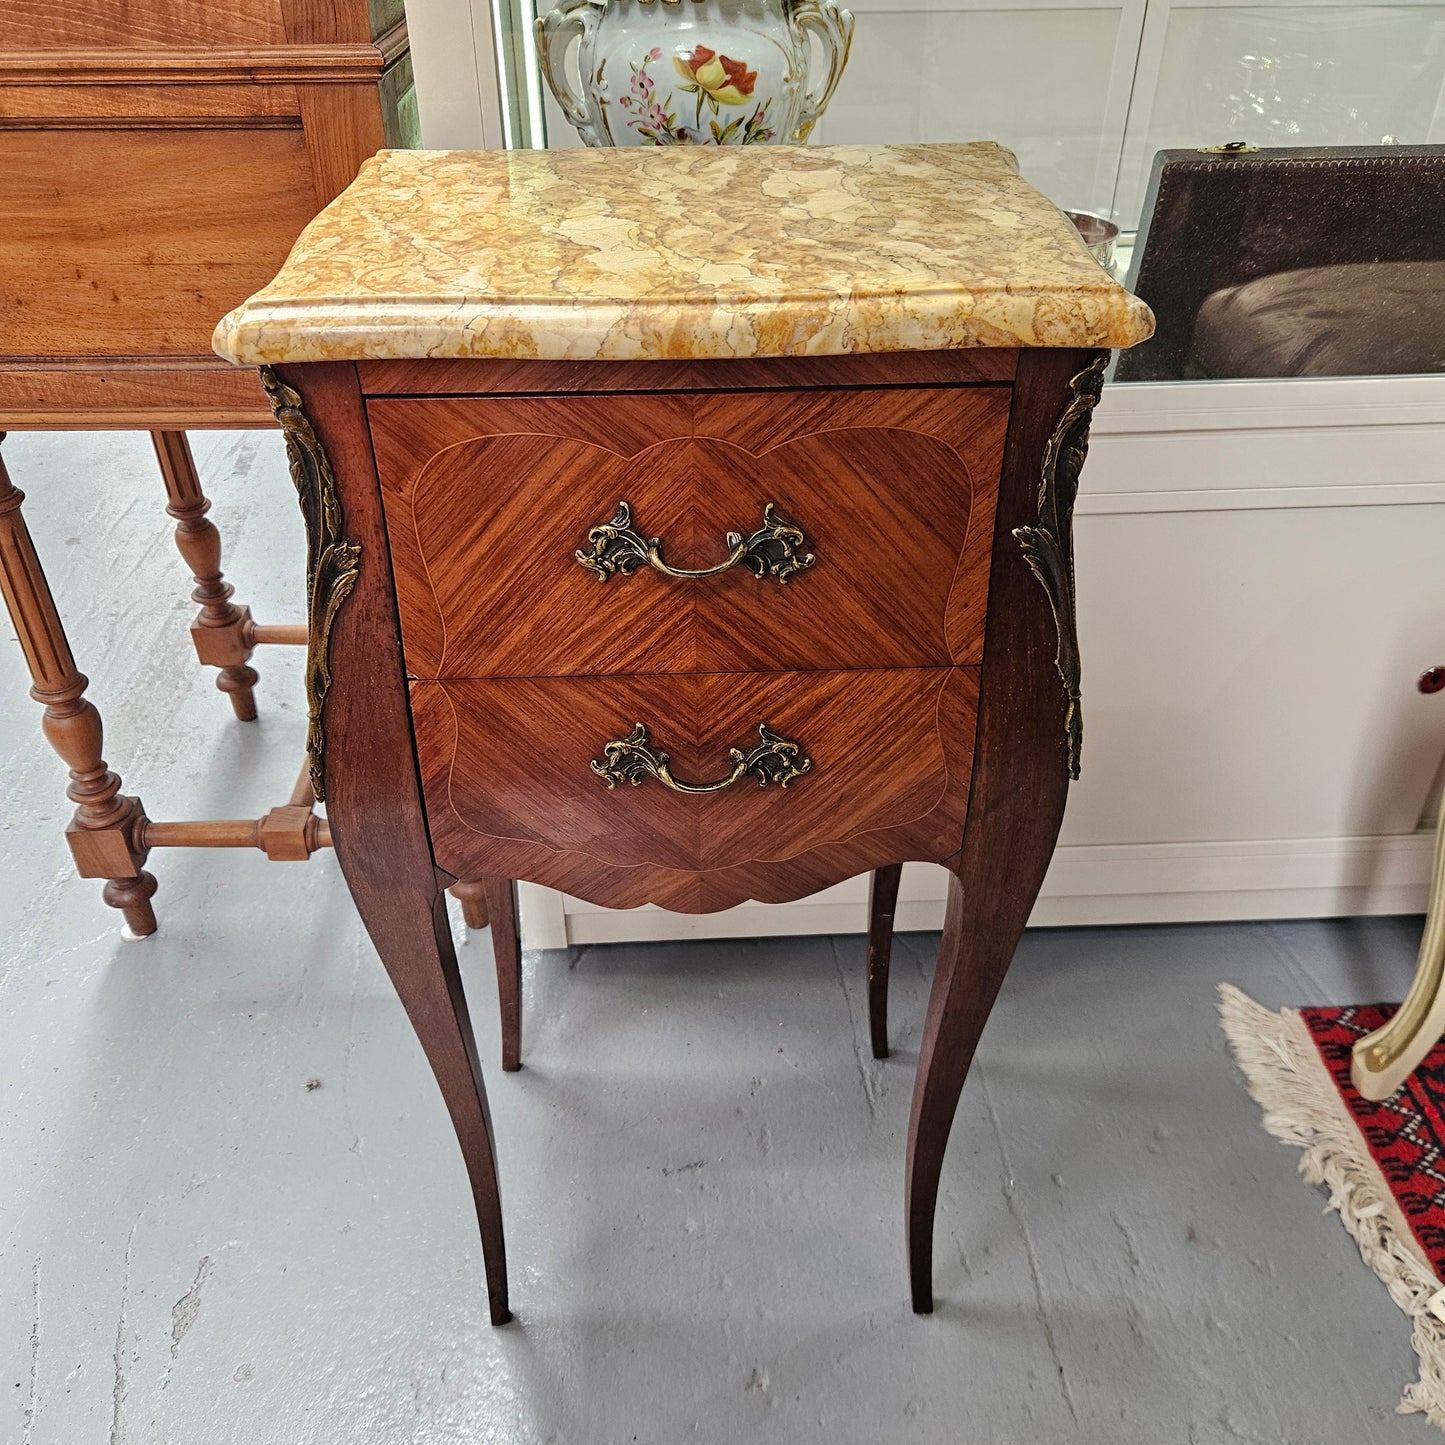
[406,0,507,148]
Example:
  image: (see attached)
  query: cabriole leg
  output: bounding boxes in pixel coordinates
[0,438,157,936]
[866,863,902,1059]
[906,856,1053,1311]
[151,430,259,721]
[482,877,522,1072]
[275,363,511,1322]
[350,872,513,1323]
[905,348,1103,1312]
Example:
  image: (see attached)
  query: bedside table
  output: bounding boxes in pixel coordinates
[215,143,1153,1325]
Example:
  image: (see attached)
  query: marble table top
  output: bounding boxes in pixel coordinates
[214,143,1154,365]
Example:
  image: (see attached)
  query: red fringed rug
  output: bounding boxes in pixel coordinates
[1220,985,1445,1427]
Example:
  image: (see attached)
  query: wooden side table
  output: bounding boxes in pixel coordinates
[215,143,1154,1324]
[0,0,415,934]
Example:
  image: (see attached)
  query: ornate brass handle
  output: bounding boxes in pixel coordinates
[575,501,815,584]
[591,722,811,794]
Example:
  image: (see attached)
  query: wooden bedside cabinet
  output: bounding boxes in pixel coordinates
[215,144,1153,1325]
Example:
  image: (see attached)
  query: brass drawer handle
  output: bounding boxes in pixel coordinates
[591,722,812,794]
[575,500,815,583]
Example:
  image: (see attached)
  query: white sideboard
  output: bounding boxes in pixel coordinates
[520,372,1445,947]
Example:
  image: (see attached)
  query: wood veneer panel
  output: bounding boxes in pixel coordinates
[691,387,1005,668]
[0,50,385,83]
[412,666,979,911]
[10,1,287,48]
[0,361,272,429]
[296,81,388,203]
[371,393,694,677]
[0,128,321,359]
[358,349,1019,397]
[0,82,302,122]
[283,0,376,45]
[369,387,1006,677]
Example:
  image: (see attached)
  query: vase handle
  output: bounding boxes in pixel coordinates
[536,0,605,147]
[789,0,855,142]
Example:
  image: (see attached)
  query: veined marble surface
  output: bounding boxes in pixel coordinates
[214,143,1154,365]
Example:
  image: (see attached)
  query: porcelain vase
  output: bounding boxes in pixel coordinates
[537,0,854,147]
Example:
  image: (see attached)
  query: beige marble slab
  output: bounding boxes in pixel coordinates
[214,143,1154,365]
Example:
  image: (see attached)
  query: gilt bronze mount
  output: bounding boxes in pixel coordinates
[259,367,361,802]
[575,500,816,583]
[1013,350,1108,780]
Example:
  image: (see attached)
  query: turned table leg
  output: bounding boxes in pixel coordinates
[1352,808,1445,1100]
[906,348,1102,1312]
[866,863,902,1059]
[450,880,490,931]
[481,878,522,1072]
[0,437,157,936]
[152,430,260,721]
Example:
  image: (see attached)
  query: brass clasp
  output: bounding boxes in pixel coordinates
[591,722,812,793]
[576,500,815,584]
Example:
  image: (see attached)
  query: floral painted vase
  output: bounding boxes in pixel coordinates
[537,0,854,147]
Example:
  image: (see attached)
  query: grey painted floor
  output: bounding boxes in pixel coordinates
[0,428,1435,1443]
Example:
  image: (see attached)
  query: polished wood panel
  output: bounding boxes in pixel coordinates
[0,50,385,85]
[359,348,1018,397]
[280,362,511,1324]
[905,347,1095,1313]
[412,667,979,912]
[10,0,395,48]
[0,360,271,430]
[4,0,404,426]
[10,0,289,48]
[370,387,1006,677]
[0,128,322,360]
[0,81,303,121]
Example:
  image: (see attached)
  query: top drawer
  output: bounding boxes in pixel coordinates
[368,385,1008,679]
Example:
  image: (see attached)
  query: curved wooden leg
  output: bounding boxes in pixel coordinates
[283,364,509,1323]
[1352,808,1445,1100]
[482,878,522,1072]
[907,856,1055,1312]
[450,880,490,931]
[354,877,512,1323]
[906,348,1100,1313]
[0,440,157,936]
[152,431,259,721]
[866,863,902,1059]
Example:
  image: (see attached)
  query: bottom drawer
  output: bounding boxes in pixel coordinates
[411,668,979,913]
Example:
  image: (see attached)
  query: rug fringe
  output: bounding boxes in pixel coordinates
[1218,983,1445,1427]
